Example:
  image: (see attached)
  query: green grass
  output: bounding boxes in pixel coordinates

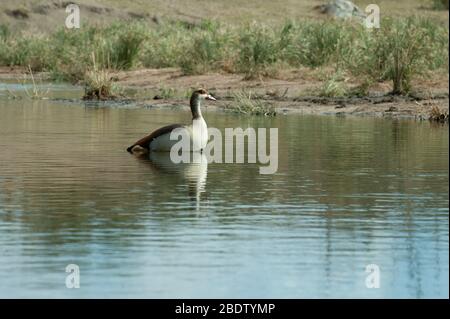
[0,17,448,95]
[156,87,178,99]
[0,25,9,39]
[236,24,281,79]
[432,0,449,10]
[319,71,348,98]
[0,22,148,82]
[227,90,277,116]
[342,17,449,95]
[283,21,349,68]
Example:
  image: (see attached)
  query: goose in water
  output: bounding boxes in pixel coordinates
[127,88,216,154]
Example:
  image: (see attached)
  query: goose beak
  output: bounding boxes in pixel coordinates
[206,94,216,101]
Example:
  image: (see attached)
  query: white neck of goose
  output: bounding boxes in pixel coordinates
[190,94,203,120]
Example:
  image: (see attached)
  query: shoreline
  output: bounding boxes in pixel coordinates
[125,94,450,121]
[1,66,449,121]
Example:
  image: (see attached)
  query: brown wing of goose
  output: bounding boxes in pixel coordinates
[127,123,184,153]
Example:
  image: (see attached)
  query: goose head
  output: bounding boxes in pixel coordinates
[192,88,216,101]
[190,88,216,119]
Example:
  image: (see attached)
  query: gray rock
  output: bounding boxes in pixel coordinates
[316,0,366,20]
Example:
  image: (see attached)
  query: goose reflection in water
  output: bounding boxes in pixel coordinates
[134,152,208,213]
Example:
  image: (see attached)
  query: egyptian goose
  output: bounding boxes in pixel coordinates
[127,88,216,154]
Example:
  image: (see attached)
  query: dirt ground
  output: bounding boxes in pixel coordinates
[111,68,449,120]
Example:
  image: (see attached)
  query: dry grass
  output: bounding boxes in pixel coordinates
[429,105,449,122]
[83,53,121,100]
[318,71,348,98]
[23,65,50,99]
[227,90,276,116]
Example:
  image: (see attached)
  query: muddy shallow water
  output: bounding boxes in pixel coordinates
[0,86,448,298]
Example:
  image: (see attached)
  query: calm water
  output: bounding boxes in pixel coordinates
[0,93,448,298]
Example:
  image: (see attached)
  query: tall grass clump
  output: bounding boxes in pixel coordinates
[140,24,189,69]
[429,105,449,122]
[319,71,348,97]
[285,21,349,68]
[179,21,235,74]
[236,24,281,79]
[343,17,449,95]
[47,26,96,81]
[141,20,233,74]
[0,30,53,71]
[24,65,50,99]
[49,22,147,81]
[227,90,276,116]
[83,53,121,100]
[83,67,119,100]
[99,22,147,69]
